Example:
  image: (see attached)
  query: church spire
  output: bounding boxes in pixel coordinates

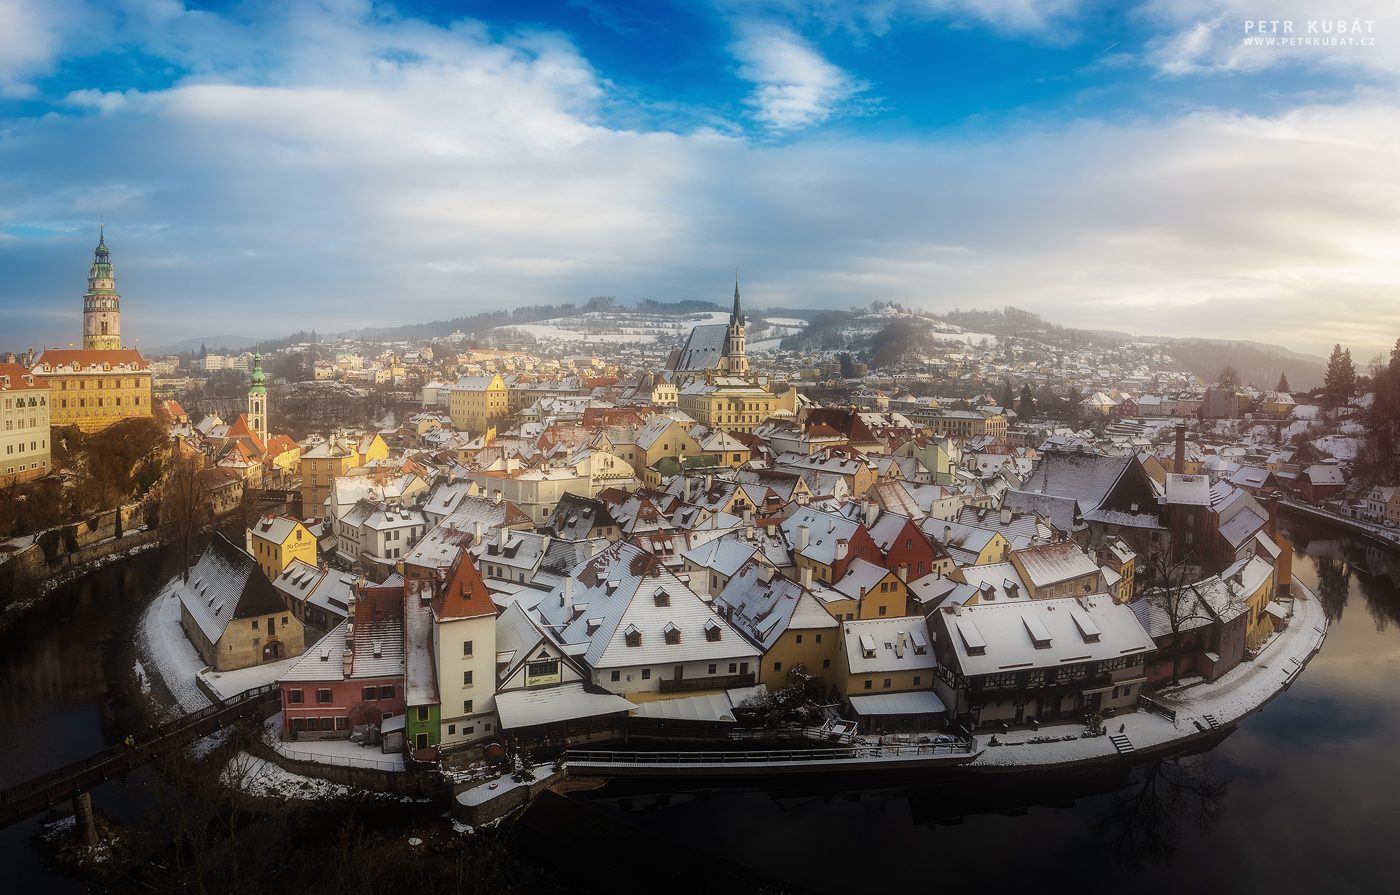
[732,276,744,327]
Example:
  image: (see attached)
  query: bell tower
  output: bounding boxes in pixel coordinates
[724,277,748,375]
[82,227,122,351]
[248,348,268,444]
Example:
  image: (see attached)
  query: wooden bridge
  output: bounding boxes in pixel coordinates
[0,684,282,829]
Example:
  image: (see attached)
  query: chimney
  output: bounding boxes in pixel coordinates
[746,523,755,540]
[541,534,551,553]
[943,525,952,545]
[865,499,877,527]
[1175,422,1186,473]
[473,520,482,545]
[953,601,963,616]
[797,525,810,550]
[562,575,573,612]
[1268,494,1279,538]
[896,631,906,659]
[705,474,712,491]
[898,563,908,581]
[836,539,848,560]
[494,490,503,505]
[800,565,813,588]
[1001,506,1012,525]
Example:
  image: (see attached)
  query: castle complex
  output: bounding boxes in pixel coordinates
[32,230,153,433]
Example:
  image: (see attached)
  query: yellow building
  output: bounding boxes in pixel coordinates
[677,376,775,434]
[300,435,360,519]
[633,416,702,475]
[34,350,154,433]
[829,560,910,620]
[449,374,508,432]
[715,563,841,689]
[835,616,938,704]
[247,513,317,582]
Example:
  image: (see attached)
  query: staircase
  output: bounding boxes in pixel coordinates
[1109,732,1135,755]
[1202,714,1221,730]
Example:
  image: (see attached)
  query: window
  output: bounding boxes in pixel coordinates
[823,659,830,669]
[316,689,332,703]
[336,717,348,731]
[611,670,621,682]
[883,679,892,689]
[626,629,641,647]
[913,676,922,686]
[641,668,651,680]
[879,606,887,616]
[795,634,802,644]
[864,680,872,690]
[363,686,378,701]
[773,661,782,672]
[448,724,456,735]
[288,689,304,704]
[463,670,473,686]
[815,634,822,644]
[464,699,473,714]
[251,619,259,630]
[379,685,393,700]
[307,717,319,732]
[729,663,738,674]
[463,640,473,656]
[292,717,305,732]
[708,663,717,675]
[1124,684,1133,696]
[282,616,288,625]
[906,538,913,550]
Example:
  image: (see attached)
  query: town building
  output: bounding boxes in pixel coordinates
[246,513,316,582]
[0,364,51,484]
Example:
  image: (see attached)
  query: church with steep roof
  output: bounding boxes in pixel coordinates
[667,279,750,379]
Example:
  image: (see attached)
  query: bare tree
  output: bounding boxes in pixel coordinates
[1135,542,1241,686]
[1090,753,1231,870]
[163,451,211,581]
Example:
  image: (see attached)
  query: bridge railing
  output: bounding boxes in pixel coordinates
[565,740,974,766]
[1138,694,1178,722]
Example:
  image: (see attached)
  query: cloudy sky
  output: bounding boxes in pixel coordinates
[1,0,1397,357]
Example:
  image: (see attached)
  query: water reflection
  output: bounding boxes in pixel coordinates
[1090,754,1230,870]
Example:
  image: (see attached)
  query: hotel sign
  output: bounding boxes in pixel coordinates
[526,659,561,688]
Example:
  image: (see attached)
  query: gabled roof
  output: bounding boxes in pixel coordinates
[1010,541,1100,589]
[832,558,896,601]
[714,558,836,649]
[177,533,285,647]
[942,595,1154,676]
[433,549,496,622]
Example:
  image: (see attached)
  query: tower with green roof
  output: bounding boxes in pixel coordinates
[82,227,122,351]
[248,347,267,444]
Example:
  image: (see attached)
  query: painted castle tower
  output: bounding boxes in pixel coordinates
[82,228,122,351]
[247,348,267,444]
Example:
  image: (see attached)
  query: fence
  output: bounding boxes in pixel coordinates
[566,740,975,767]
[1137,694,1178,722]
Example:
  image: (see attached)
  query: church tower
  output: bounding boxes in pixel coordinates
[247,348,268,444]
[82,228,122,351]
[723,277,748,375]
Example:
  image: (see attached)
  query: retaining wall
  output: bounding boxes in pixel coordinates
[257,742,447,799]
[453,769,567,826]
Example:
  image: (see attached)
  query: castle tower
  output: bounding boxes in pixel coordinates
[82,228,122,351]
[724,277,748,375]
[248,348,268,444]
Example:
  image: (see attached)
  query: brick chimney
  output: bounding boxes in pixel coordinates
[1268,494,1279,538]
[1175,423,1186,473]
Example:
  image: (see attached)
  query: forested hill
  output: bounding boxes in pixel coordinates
[1160,339,1326,391]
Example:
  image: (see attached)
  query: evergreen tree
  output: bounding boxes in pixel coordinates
[1323,344,1357,409]
[199,343,207,358]
[1219,365,1241,389]
[1019,384,1036,418]
[1000,380,1015,410]
[1276,372,1290,393]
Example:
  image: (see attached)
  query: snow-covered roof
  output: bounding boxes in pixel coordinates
[941,595,1154,677]
[178,533,285,647]
[1164,474,1212,505]
[403,586,437,705]
[494,682,635,729]
[715,558,836,648]
[842,617,937,675]
[1011,541,1100,589]
[847,690,946,716]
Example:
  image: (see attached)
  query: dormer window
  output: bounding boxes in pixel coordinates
[664,622,680,645]
[624,624,641,647]
[653,587,669,607]
[704,619,722,641]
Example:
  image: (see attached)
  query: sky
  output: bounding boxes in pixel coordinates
[1,0,1398,358]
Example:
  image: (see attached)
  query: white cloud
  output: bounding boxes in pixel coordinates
[2,1,1400,360]
[731,21,868,130]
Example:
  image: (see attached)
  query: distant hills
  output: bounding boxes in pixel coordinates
[147,335,264,356]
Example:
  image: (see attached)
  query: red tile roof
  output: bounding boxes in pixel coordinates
[34,349,149,370]
[0,363,48,390]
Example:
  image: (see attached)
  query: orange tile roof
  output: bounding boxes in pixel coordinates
[0,363,48,391]
[225,413,266,454]
[433,549,495,621]
[34,349,149,370]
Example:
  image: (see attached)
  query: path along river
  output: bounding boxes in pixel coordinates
[3,524,1399,892]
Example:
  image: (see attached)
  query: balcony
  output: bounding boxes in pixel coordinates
[659,672,755,693]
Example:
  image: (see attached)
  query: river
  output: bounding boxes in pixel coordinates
[0,546,181,892]
[3,526,1399,892]
[577,520,1400,892]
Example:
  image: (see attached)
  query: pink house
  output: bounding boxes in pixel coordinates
[280,586,405,738]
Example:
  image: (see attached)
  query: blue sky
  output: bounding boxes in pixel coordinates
[2,0,1398,356]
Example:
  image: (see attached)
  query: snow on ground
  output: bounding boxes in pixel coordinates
[135,577,212,715]
[970,577,1327,768]
[133,659,151,696]
[275,738,405,771]
[200,653,303,702]
[1314,434,1359,460]
[222,752,353,800]
[763,317,807,327]
[1293,404,1320,420]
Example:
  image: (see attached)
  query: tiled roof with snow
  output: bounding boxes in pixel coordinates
[178,533,284,647]
[941,595,1154,676]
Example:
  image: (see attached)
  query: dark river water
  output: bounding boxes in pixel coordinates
[3,524,1399,892]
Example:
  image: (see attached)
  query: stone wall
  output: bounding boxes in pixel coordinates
[257,742,447,798]
[453,769,566,826]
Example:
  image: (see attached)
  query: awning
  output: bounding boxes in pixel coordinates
[1264,601,1287,619]
[847,691,947,717]
[495,683,636,730]
[381,714,406,733]
[631,692,736,723]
